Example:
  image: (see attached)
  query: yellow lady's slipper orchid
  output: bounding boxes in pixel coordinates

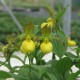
[68,39,76,47]
[20,40,35,54]
[40,41,53,53]
[41,18,56,29]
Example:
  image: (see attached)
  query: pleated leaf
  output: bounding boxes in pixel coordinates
[52,30,67,58]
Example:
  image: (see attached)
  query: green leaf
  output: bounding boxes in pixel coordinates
[10,73,26,80]
[43,77,49,80]
[47,73,57,80]
[67,70,80,80]
[49,57,73,80]
[0,71,11,79]
[0,79,6,80]
[66,52,78,61]
[76,47,80,55]
[75,59,80,68]
[35,49,45,65]
[65,71,71,80]
[31,64,50,77]
[56,7,66,22]
[33,25,40,34]
[56,57,72,74]
[49,60,63,80]
[45,6,56,17]
[18,64,50,80]
[17,67,40,80]
[52,30,67,58]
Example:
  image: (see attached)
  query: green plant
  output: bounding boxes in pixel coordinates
[0,6,80,80]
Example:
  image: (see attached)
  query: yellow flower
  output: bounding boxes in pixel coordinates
[20,40,35,54]
[68,39,76,47]
[20,46,26,54]
[40,41,53,53]
[41,22,48,29]
[47,17,56,28]
[41,17,56,29]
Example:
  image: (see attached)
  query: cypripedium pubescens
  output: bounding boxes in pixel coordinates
[40,38,53,54]
[68,38,76,47]
[41,17,56,29]
[20,36,35,54]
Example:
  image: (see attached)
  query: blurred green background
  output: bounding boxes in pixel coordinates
[0,0,80,45]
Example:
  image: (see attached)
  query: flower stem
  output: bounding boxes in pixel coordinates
[7,59,14,73]
[24,54,27,65]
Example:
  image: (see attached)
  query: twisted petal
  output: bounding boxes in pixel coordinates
[47,17,56,28]
[41,22,48,29]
